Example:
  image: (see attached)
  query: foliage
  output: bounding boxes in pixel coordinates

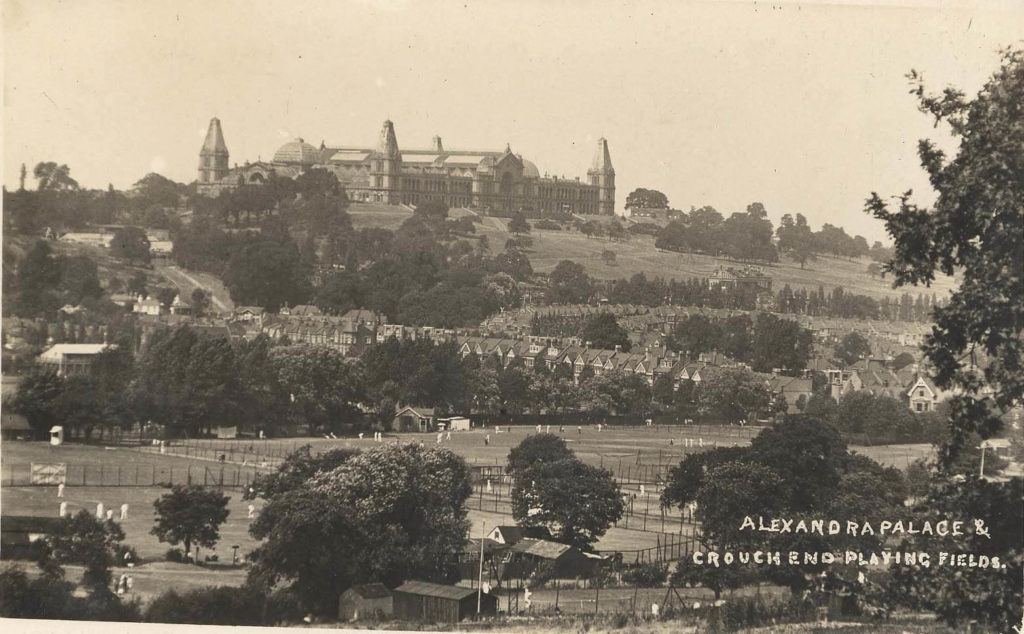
[34,162,79,191]
[865,47,1023,463]
[580,313,631,351]
[506,433,573,475]
[271,345,366,433]
[661,446,751,509]
[697,367,770,423]
[224,239,311,313]
[0,564,140,621]
[151,485,231,556]
[546,260,593,304]
[246,445,360,500]
[624,188,669,210]
[751,313,814,373]
[249,443,471,615]
[510,456,623,551]
[834,332,872,366]
[620,563,668,587]
[888,476,1022,632]
[40,510,126,591]
[144,584,302,626]
[508,211,531,235]
[109,226,151,264]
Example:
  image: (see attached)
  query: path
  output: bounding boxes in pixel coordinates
[156,263,234,313]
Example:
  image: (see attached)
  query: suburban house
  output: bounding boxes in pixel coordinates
[766,375,814,413]
[133,296,163,316]
[905,375,943,413]
[338,583,393,621]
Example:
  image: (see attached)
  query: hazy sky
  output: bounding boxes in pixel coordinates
[4,0,1022,243]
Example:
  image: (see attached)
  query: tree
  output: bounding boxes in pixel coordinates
[865,48,1023,463]
[508,211,531,235]
[580,313,630,351]
[414,199,449,223]
[151,485,231,559]
[776,213,817,268]
[109,226,151,264]
[511,457,623,551]
[41,510,125,592]
[751,313,813,373]
[506,433,573,475]
[834,332,871,366]
[624,188,669,211]
[697,367,770,423]
[249,443,471,614]
[661,446,750,510]
[190,288,211,316]
[546,260,593,304]
[33,162,79,191]
[245,445,360,500]
[601,249,616,265]
[224,240,309,313]
[294,168,340,199]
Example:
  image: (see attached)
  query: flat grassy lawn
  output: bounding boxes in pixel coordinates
[1,484,265,562]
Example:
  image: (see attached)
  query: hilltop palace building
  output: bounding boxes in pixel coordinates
[197,118,615,216]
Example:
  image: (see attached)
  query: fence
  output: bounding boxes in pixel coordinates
[2,462,268,489]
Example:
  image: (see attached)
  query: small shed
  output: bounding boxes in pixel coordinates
[1,413,32,440]
[215,425,238,439]
[338,583,393,621]
[392,580,497,623]
[498,538,594,581]
[438,416,471,431]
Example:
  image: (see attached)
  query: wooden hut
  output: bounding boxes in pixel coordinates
[392,580,497,623]
[338,583,393,621]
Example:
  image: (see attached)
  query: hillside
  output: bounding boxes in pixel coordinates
[348,208,959,302]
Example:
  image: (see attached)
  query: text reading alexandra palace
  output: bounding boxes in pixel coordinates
[196,118,616,217]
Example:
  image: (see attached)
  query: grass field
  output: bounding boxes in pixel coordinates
[0,428,934,608]
[347,207,958,301]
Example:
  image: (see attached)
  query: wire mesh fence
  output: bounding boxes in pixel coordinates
[1,462,268,489]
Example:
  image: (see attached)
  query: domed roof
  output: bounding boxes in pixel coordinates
[273,138,319,165]
[521,158,540,179]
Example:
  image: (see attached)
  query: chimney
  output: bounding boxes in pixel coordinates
[432,135,444,152]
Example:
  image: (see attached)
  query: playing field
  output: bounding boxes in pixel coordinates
[0,427,933,603]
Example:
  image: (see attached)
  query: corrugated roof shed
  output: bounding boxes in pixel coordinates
[394,581,477,600]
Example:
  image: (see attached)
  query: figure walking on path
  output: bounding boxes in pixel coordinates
[59,502,67,517]
[57,483,64,498]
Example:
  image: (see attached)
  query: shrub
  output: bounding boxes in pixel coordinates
[165,548,185,563]
[535,219,562,231]
[144,584,300,626]
[621,563,668,587]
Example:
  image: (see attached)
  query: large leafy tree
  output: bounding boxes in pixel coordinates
[865,48,1023,460]
[109,226,151,264]
[833,331,872,366]
[580,313,631,351]
[510,457,623,551]
[33,162,79,191]
[751,313,813,373]
[41,510,125,592]
[546,260,593,304]
[624,187,669,210]
[271,345,365,433]
[864,48,1024,630]
[151,484,231,558]
[697,366,770,423]
[248,443,471,615]
[776,213,817,269]
[506,433,573,475]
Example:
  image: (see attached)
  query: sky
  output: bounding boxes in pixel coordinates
[3,0,1022,243]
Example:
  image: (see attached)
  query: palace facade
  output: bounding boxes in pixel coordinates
[197,118,615,215]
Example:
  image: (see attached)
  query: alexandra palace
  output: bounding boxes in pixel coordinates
[197,118,615,216]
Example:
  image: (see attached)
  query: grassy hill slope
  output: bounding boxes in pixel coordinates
[348,208,958,301]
